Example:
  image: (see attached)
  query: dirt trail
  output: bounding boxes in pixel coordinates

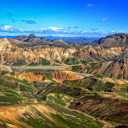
[70,71,93,79]
[97,61,113,74]
[7,64,82,72]
[98,92,128,100]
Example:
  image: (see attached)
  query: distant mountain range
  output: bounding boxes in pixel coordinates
[0,35,100,45]
[42,36,100,45]
[1,33,128,48]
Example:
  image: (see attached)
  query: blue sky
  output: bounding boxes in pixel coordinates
[0,0,127,37]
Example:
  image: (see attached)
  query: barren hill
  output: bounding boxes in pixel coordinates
[97,33,128,47]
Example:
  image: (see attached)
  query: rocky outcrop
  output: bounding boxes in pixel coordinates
[15,34,41,44]
[97,33,128,47]
[7,70,80,83]
[88,59,128,80]
[33,47,76,62]
[73,46,124,62]
[52,70,80,82]
[10,71,44,83]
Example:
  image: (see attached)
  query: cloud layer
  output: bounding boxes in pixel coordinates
[0,25,118,37]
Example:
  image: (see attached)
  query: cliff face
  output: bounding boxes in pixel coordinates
[12,72,44,83]
[52,70,80,83]
[7,70,80,83]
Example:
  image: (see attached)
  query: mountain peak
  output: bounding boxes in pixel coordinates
[28,34,38,39]
[97,33,128,48]
[57,38,63,42]
[54,38,67,44]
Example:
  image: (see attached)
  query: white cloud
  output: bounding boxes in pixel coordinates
[0,25,23,32]
[86,4,94,7]
[1,25,13,30]
[101,17,110,22]
[39,27,64,31]
[49,27,64,31]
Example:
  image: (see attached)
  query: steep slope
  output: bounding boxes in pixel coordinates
[15,35,28,41]
[73,46,124,62]
[35,80,128,127]
[0,36,125,66]
[97,33,128,48]
[51,38,71,47]
[52,70,80,82]
[0,38,26,50]
[69,93,128,125]
[63,77,115,92]
[87,59,128,80]
[12,71,44,83]
[0,94,104,128]
[6,70,80,83]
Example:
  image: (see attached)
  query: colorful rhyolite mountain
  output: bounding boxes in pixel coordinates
[0,33,128,80]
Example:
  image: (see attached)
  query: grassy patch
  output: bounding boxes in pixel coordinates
[47,93,73,107]
[80,60,87,64]
[96,74,106,79]
[0,96,22,104]
[46,93,103,128]
[119,93,128,99]
[64,79,114,92]
[110,73,113,78]
[39,58,50,66]
[55,60,61,64]
[118,84,128,87]
[29,62,39,66]
[29,58,50,66]
[6,76,33,87]
[1,89,19,96]
[43,71,55,82]
[13,59,27,66]
[64,58,79,65]
[5,76,36,92]
[117,74,122,79]
[72,66,81,71]
[1,70,9,75]
[20,116,56,128]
